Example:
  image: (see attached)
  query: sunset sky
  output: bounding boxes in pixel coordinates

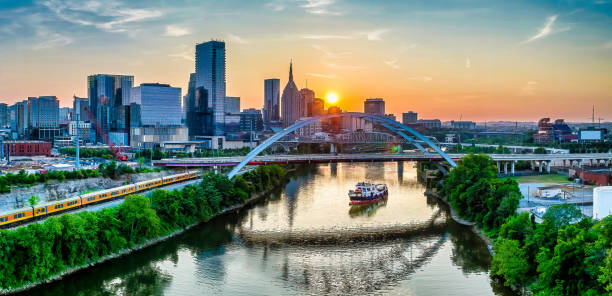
[0,0,611,122]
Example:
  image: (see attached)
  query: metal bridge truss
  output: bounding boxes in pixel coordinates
[227,112,457,178]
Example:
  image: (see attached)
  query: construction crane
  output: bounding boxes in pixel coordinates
[82,106,128,161]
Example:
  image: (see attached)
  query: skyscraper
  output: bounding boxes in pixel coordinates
[73,96,89,122]
[87,74,134,143]
[224,96,240,114]
[130,83,182,126]
[0,103,8,128]
[264,78,280,123]
[27,96,60,140]
[364,98,385,115]
[402,111,418,125]
[300,88,315,117]
[281,62,302,128]
[195,41,226,135]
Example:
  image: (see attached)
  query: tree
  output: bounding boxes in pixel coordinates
[542,204,582,230]
[137,156,146,169]
[491,239,529,289]
[119,195,161,243]
[534,147,547,154]
[29,195,40,208]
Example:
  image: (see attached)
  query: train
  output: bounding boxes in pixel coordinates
[0,170,200,228]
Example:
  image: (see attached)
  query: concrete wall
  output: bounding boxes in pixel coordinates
[0,170,177,212]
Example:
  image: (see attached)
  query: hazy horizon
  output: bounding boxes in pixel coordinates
[1,0,611,122]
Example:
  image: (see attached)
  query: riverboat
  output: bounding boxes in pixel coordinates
[348,182,388,205]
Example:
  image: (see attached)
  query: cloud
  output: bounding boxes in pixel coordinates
[300,0,341,15]
[169,44,194,61]
[31,26,73,49]
[365,29,390,41]
[301,34,353,40]
[301,28,390,41]
[522,15,569,44]
[519,81,538,96]
[164,25,190,37]
[384,60,399,69]
[465,57,471,69]
[265,1,285,11]
[41,0,162,33]
[407,76,433,82]
[227,34,249,44]
[308,73,337,79]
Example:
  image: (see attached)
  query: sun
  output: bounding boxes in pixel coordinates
[326,93,339,104]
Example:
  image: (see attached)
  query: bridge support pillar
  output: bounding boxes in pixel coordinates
[511,161,515,175]
[504,162,508,175]
[539,161,543,173]
[546,161,551,173]
[213,165,218,174]
[530,161,535,171]
[578,160,583,168]
[563,160,567,167]
[496,161,501,174]
[397,161,404,179]
[606,160,610,167]
[330,143,336,153]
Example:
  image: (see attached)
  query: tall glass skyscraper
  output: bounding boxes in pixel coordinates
[195,41,226,135]
[264,78,280,124]
[87,74,134,143]
[130,83,182,126]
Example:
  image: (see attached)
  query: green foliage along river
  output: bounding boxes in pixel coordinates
[443,154,612,295]
[15,162,517,295]
[0,165,287,293]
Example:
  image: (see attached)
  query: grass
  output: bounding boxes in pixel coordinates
[501,174,570,184]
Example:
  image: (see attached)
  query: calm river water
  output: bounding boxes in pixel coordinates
[22,162,514,296]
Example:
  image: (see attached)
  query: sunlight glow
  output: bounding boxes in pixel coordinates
[326,93,338,104]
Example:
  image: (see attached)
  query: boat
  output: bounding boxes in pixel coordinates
[348,182,388,205]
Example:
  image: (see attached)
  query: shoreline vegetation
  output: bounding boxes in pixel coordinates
[435,154,611,295]
[0,165,288,295]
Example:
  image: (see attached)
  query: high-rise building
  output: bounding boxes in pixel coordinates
[364,98,385,115]
[73,96,90,122]
[27,96,59,129]
[87,74,134,143]
[26,96,60,140]
[239,108,264,132]
[59,107,72,122]
[300,88,315,117]
[264,78,280,123]
[310,98,325,117]
[186,86,213,138]
[0,103,9,128]
[14,101,28,137]
[281,62,302,127]
[402,111,418,125]
[195,41,226,135]
[130,83,182,127]
[224,96,240,114]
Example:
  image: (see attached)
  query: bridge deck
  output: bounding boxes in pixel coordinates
[153,153,612,167]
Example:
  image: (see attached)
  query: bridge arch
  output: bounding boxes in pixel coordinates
[227,112,456,178]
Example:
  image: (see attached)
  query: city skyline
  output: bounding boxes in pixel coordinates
[1,1,611,121]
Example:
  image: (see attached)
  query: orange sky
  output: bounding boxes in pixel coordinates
[1,0,611,122]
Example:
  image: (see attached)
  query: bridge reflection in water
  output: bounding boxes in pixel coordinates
[20,162,513,296]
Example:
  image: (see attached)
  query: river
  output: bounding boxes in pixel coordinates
[21,162,514,296]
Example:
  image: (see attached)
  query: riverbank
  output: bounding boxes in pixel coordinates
[424,190,494,255]
[0,166,290,295]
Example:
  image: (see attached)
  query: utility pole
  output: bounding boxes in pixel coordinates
[249,117,253,151]
[75,114,80,170]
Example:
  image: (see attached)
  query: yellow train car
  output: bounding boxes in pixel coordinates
[44,196,82,215]
[0,208,33,227]
[0,171,200,228]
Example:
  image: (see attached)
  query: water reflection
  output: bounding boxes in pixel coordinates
[22,162,515,296]
[348,199,387,217]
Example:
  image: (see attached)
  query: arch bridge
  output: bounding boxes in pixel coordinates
[227,112,456,178]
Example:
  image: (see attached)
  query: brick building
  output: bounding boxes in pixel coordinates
[3,141,52,157]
